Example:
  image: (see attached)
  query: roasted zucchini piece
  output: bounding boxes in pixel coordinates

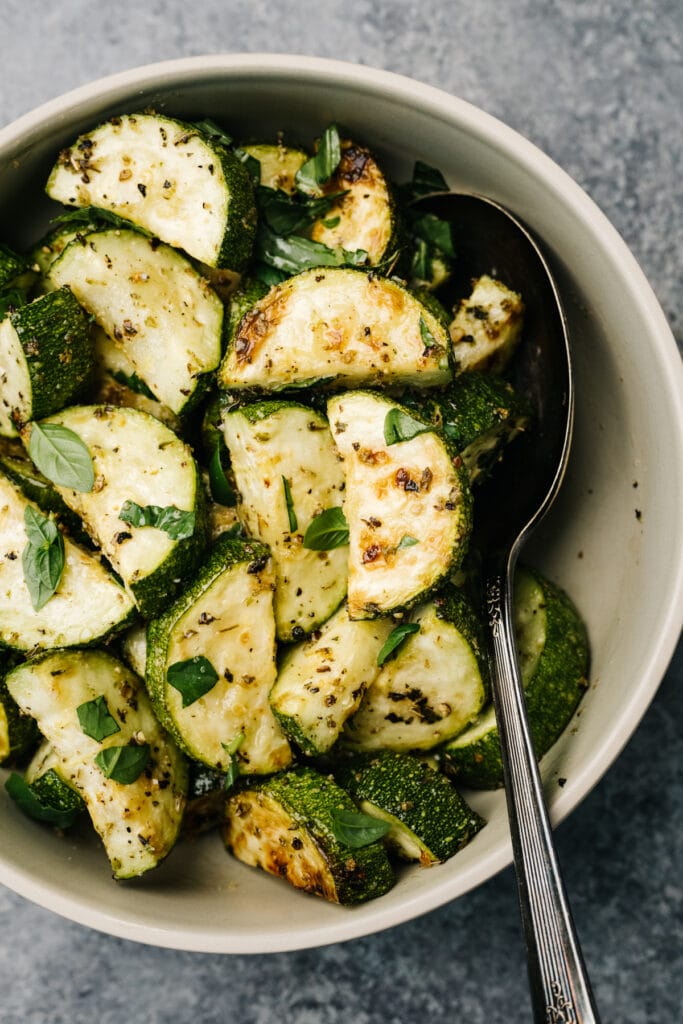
[0,470,136,652]
[90,325,181,431]
[46,112,257,270]
[0,667,39,765]
[450,275,524,374]
[24,740,87,821]
[336,751,484,865]
[402,372,531,484]
[327,391,472,618]
[218,267,451,392]
[241,142,308,193]
[343,588,488,752]
[48,228,223,416]
[145,535,292,775]
[270,604,393,756]
[5,648,188,878]
[441,566,590,788]
[23,405,207,618]
[224,766,395,905]
[0,287,93,437]
[0,437,87,538]
[182,762,226,838]
[309,138,400,267]
[221,401,347,640]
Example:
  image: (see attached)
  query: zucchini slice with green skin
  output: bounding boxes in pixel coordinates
[343,588,488,752]
[450,275,524,374]
[0,437,88,540]
[224,766,394,905]
[48,228,223,416]
[241,142,308,193]
[0,242,36,293]
[335,751,484,865]
[46,112,257,270]
[218,267,452,392]
[441,566,590,788]
[402,372,532,484]
[91,325,181,432]
[270,604,394,756]
[327,391,472,618]
[0,470,136,652]
[24,405,207,619]
[5,648,188,878]
[0,670,39,765]
[309,139,400,267]
[145,535,292,774]
[221,401,347,641]
[0,287,94,437]
[24,740,87,819]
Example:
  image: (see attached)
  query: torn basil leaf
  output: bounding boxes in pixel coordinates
[118,500,195,540]
[167,656,219,708]
[377,622,421,666]
[383,408,431,446]
[110,368,157,400]
[94,743,150,784]
[410,212,455,258]
[419,315,442,352]
[21,506,65,611]
[208,444,237,507]
[295,123,342,195]
[282,475,298,532]
[397,535,419,550]
[255,226,368,276]
[330,808,391,848]
[408,160,449,198]
[302,506,349,551]
[257,186,347,237]
[28,422,95,493]
[222,732,245,790]
[76,695,121,742]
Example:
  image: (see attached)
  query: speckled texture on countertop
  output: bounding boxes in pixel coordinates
[0,2,681,1022]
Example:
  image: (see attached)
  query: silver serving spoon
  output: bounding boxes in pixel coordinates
[413,193,601,1024]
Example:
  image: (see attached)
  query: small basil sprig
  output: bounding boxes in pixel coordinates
[77,695,121,742]
[282,476,298,532]
[302,507,349,550]
[222,733,245,790]
[330,808,391,848]
[377,622,421,667]
[208,443,237,507]
[403,160,449,200]
[118,500,195,540]
[383,408,431,446]
[5,772,81,829]
[257,186,348,237]
[255,225,368,276]
[167,656,219,708]
[28,422,94,492]
[95,743,150,785]
[21,506,65,611]
[295,124,342,195]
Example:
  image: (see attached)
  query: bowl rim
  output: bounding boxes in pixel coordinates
[1,52,682,953]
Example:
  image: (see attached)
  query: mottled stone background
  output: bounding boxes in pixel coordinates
[0,2,680,1022]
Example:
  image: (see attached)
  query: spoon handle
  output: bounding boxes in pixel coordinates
[486,570,601,1024]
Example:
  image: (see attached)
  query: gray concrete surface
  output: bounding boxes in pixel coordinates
[0,2,681,1021]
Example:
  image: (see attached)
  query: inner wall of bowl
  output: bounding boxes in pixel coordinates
[1,58,681,952]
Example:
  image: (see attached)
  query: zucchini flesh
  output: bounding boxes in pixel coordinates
[48,228,223,415]
[224,766,394,905]
[450,275,524,374]
[327,391,472,618]
[46,112,257,270]
[218,267,451,392]
[336,751,484,865]
[343,591,488,752]
[270,604,393,756]
[441,566,590,788]
[221,402,347,640]
[26,405,206,618]
[91,325,181,431]
[145,535,292,774]
[241,142,308,193]
[0,470,135,651]
[5,649,187,878]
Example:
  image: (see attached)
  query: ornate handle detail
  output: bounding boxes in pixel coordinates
[486,570,601,1024]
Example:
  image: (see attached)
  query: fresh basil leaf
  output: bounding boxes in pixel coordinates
[94,743,150,784]
[22,507,65,611]
[410,237,432,282]
[410,212,455,257]
[383,408,431,446]
[110,368,157,400]
[167,656,219,708]
[302,506,349,550]
[410,160,449,197]
[321,215,341,229]
[252,261,289,287]
[397,535,419,550]
[255,226,367,276]
[76,695,121,742]
[419,315,442,353]
[282,476,298,532]
[208,444,237,506]
[0,288,27,318]
[28,422,95,492]
[330,808,391,848]
[295,124,341,195]
[51,204,137,234]
[257,186,347,237]
[222,732,245,790]
[118,500,195,540]
[377,622,421,666]
[194,118,234,148]
[5,772,80,829]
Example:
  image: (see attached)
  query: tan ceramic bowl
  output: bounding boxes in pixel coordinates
[0,54,681,952]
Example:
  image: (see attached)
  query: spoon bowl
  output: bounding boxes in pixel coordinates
[413,192,600,1023]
